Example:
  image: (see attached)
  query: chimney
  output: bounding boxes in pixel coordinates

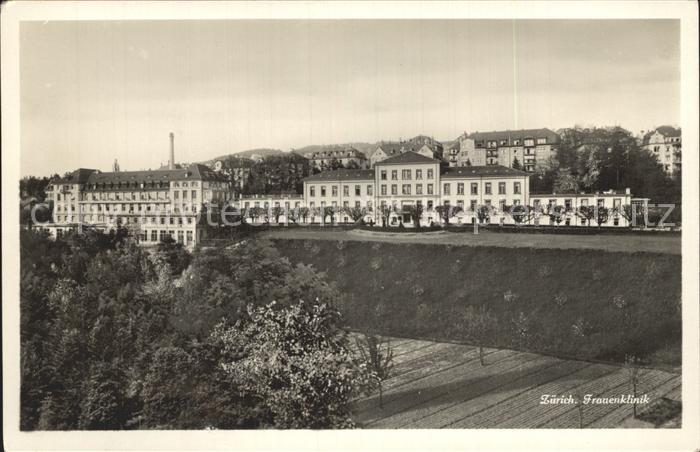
[169,132,175,170]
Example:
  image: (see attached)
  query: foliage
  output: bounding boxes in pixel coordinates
[355,334,394,407]
[212,301,373,428]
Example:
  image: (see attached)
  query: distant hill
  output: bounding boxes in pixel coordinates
[202,148,286,165]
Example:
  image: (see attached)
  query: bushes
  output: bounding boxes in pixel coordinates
[273,239,681,366]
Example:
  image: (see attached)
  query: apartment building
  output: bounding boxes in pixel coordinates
[456,128,559,172]
[369,135,444,167]
[640,126,681,176]
[308,146,368,170]
[303,169,376,223]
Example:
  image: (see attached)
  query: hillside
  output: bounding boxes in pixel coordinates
[201,148,286,164]
[272,239,681,367]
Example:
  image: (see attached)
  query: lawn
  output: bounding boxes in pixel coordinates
[272,238,682,367]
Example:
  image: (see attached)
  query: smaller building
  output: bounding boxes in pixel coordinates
[457,128,559,172]
[308,146,368,170]
[640,126,681,176]
[528,190,637,227]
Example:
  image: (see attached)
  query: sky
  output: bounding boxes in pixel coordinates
[20,19,679,177]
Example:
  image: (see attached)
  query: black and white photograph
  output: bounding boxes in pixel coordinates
[2,1,699,451]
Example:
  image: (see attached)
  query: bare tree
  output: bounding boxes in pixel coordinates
[355,334,394,408]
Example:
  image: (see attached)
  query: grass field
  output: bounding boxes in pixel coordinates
[352,336,681,428]
[259,227,681,255]
[273,238,681,367]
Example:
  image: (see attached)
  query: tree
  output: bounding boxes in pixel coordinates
[298,207,310,223]
[594,206,610,228]
[553,170,580,193]
[507,204,532,225]
[404,203,424,228]
[475,205,491,224]
[271,206,284,224]
[435,204,462,226]
[379,205,394,227]
[576,205,595,227]
[355,334,393,408]
[212,301,373,428]
[624,355,642,418]
[547,205,566,225]
[461,305,495,366]
[343,206,367,224]
[322,206,336,225]
[511,157,522,170]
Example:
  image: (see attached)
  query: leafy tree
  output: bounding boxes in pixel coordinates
[594,206,610,227]
[547,205,566,225]
[506,204,532,225]
[212,300,373,428]
[475,205,491,224]
[298,207,310,223]
[322,206,336,225]
[343,206,367,224]
[576,205,595,226]
[435,205,462,225]
[271,206,284,224]
[403,203,424,228]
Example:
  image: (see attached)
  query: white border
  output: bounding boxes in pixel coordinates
[2,2,699,451]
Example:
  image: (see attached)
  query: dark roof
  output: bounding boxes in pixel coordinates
[303,169,375,182]
[468,128,560,145]
[642,126,681,144]
[442,165,529,178]
[375,151,438,165]
[309,146,366,160]
[83,164,226,187]
[54,168,98,184]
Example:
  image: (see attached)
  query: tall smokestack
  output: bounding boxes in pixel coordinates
[169,132,175,170]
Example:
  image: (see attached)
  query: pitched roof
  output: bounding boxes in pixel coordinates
[467,128,560,145]
[375,151,438,165]
[654,126,681,137]
[83,164,226,188]
[309,146,367,160]
[442,165,529,178]
[303,169,375,182]
[53,168,98,184]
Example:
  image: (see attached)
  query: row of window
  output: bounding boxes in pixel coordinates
[380,183,434,196]
[61,203,199,214]
[444,181,521,196]
[56,214,197,225]
[242,201,303,209]
[141,230,193,245]
[309,185,374,197]
[532,198,622,209]
[380,168,434,181]
[479,137,548,148]
[308,200,373,209]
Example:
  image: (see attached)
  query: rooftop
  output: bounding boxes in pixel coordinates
[375,151,439,165]
[442,165,529,178]
[468,128,560,145]
[303,169,375,182]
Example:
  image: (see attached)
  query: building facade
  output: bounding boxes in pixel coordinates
[308,146,368,170]
[456,128,559,172]
[640,126,681,176]
[42,164,231,247]
[369,135,444,167]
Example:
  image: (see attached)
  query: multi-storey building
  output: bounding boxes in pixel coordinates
[298,151,531,226]
[456,128,559,172]
[42,163,231,247]
[308,146,368,170]
[369,135,443,167]
[529,190,644,227]
[640,126,681,176]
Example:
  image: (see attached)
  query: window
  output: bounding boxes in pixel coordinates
[177,231,184,244]
[533,199,541,209]
[427,169,434,179]
[485,183,492,195]
[471,183,478,195]
[402,184,411,195]
[485,199,492,207]
[416,169,423,179]
[367,185,373,196]
[174,191,179,199]
[427,200,433,210]
[391,185,398,195]
[514,182,521,194]
[343,186,349,196]
[310,186,315,197]
[443,183,450,195]
[321,186,326,197]
[565,199,572,211]
[355,201,361,208]
[182,190,188,199]
[381,185,387,195]
[524,139,535,146]
[457,183,465,195]
[355,185,361,196]
[427,184,434,195]
[580,199,588,207]
[457,200,464,210]
[470,200,477,211]
[499,199,506,211]
[186,231,193,244]
[381,170,387,180]
[151,230,158,242]
[332,186,338,196]
[391,170,398,180]
[402,169,411,180]
[613,198,622,209]
[343,201,349,208]
[416,184,423,195]
[537,137,547,144]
